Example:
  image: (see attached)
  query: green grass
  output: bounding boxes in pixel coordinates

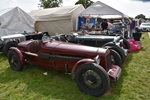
[0,32,150,100]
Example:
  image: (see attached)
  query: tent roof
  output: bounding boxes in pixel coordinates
[29,4,85,21]
[79,1,126,17]
[0,8,13,16]
[0,7,35,36]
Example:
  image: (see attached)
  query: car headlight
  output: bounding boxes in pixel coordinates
[94,55,100,65]
[119,39,123,47]
[115,39,123,47]
[116,42,120,47]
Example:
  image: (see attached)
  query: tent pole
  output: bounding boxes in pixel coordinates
[122,16,125,38]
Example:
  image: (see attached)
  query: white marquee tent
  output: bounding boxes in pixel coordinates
[76,1,128,30]
[29,5,85,35]
[0,7,35,36]
[78,1,127,18]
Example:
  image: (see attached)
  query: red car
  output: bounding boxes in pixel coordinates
[8,35,121,96]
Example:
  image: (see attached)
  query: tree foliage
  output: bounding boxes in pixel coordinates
[39,0,63,8]
[75,0,94,8]
[135,14,146,20]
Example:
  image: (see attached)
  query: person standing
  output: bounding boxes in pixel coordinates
[107,19,114,30]
[101,19,108,31]
[129,17,136,38]
[85,17,93,31]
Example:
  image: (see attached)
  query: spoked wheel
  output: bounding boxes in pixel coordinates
[109,46,126,63]
[103,45,126,63]
[8,50,23,71]
[110,49,122,66]
[75,63,110,96]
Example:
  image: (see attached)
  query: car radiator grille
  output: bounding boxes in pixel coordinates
[106,52,111,71]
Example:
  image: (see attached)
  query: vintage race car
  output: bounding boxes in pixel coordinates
[88,31,142,52]
[8,35,121,97]
[51,33,129,66]
[0,31,48,56]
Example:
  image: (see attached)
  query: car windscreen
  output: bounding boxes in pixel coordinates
[141,23,150,26]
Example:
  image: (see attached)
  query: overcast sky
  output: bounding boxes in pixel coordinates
[0,0,150,18]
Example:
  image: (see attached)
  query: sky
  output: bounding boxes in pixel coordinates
[0,0,150,18]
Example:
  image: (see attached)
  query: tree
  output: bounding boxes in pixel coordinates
[135,14,146,20]
[75,0,94,8]
[38,0,63,8]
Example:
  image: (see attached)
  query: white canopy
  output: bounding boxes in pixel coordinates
[0,7,35,36]
[78,1,128,18]
[29,5,85,35]
[76,1,129,30]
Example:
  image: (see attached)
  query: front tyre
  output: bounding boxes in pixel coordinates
[8,50,23,71]
[110,49,122,66]
[74,63,110,96]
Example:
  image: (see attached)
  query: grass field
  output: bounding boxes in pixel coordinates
[0,32,150,100]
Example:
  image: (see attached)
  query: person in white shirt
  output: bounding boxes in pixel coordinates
[107,19,114,30]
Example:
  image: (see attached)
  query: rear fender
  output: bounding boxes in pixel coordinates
[71,58,95,79]
[103,42,116,47]
[103,45,123,53]
[102,46,112,49]
[10,47,25,66]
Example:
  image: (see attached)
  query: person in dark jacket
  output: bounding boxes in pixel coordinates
[129,17,136,38]
[101,19,108,31]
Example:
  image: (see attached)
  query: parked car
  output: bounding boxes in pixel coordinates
[51,33,129,66]
[8,35,121,97]
[0,31,48,56]
[113,20,122,24]
[139,22,150,32]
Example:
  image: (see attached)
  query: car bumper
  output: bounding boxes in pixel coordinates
[108,65,121,81]
[141,28,150,32]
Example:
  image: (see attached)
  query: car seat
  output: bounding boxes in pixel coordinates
[27,40,41,53]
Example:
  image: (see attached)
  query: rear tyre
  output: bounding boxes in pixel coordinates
[3,42,18,57]
[109,46,126,63]
[103,45,126,63]
[74,63,110,96]
[123,38,130,50]
[110,49,122,66]
[8,50,23,71]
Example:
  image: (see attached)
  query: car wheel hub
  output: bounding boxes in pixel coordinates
[83,70,102,89]
[11,56,18,66]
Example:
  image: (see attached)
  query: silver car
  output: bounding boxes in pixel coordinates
[140,22,150,32]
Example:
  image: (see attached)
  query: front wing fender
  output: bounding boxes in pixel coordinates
[10,47,25,66]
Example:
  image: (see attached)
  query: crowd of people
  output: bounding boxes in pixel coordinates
[80,17,138,39]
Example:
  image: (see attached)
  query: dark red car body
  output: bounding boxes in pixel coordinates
[8,39,121,96]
